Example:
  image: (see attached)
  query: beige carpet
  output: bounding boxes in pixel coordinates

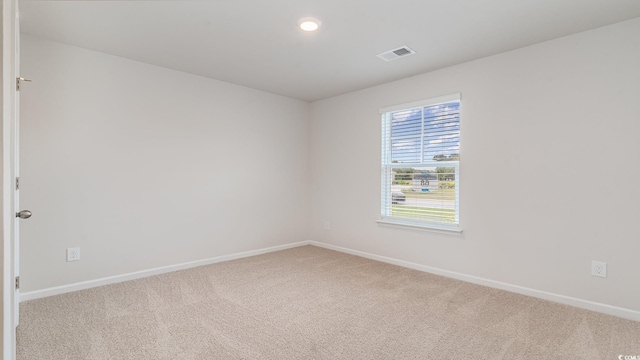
[17,245,640,359]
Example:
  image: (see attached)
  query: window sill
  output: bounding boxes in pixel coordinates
[376,219,463,235]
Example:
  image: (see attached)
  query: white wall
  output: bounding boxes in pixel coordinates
[309,18,640,312]
[19,35,310,292]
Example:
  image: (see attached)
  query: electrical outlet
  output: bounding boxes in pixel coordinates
[591,260,606,278]
[67,247,80,262]
[324,221,331,230]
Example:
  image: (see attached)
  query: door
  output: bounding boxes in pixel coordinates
[14,17,21,325]
[13,0,21,326]
[13,0,29,327]
[3,0,23,356]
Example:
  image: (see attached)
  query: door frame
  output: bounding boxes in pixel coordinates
[2,0,19,359]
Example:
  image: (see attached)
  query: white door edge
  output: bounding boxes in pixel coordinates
[2,0,19,359]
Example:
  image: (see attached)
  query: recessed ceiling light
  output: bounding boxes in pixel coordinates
[298,17,321,32]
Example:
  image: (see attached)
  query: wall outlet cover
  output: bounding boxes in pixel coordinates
[67,247,80,262]
[591,260,606,278]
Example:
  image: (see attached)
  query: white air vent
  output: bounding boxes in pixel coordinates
[376,46,416,62]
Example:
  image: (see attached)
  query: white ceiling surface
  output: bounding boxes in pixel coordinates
[20,1,640,101]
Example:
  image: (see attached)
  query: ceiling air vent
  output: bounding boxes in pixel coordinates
[376,46,416,62]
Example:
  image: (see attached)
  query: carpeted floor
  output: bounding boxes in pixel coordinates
[17,245,640,359]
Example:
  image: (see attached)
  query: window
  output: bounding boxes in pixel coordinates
[380,94,460,231]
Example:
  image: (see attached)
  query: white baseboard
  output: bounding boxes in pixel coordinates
[20,241,312,302]
[308,241,640,322]
[21,239,640,322]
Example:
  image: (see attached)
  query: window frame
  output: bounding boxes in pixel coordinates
[379,93,461,232]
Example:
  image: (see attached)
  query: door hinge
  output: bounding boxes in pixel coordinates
[16,77,32,91]
[15,276,19,290]
[16,177,19,190]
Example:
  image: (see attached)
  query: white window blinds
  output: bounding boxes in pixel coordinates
[381,94,460,229]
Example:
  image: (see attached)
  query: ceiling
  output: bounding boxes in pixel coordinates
[20,1,640,102]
